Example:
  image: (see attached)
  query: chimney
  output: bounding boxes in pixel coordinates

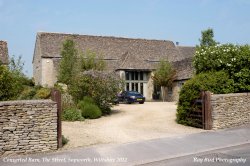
[176,41,179,46]
[0,40,9,64]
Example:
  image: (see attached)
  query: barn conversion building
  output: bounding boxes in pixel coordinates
[33,32,195,101]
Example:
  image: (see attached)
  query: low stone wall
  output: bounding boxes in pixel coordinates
[211,93,250,129]
[0,100,58,156]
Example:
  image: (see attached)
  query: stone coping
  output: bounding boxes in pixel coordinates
[211,92,249,98]
[0,99,56,106]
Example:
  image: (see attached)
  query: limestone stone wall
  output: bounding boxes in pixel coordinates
[211,93,250,129]
[0,100,58,156]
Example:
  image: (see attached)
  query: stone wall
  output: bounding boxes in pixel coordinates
[0,100,58,156]
[211,93,250,129]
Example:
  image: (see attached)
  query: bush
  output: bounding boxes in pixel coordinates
[78,97,102,119]
[62,135,69,146]
[0,65,21,101]
[18,87,37,100]
[176,71,235,127]
[34,87,51,99]
[194,44,250,92]
[62,108,83,121]
[81,104,102,119]
[69,71,123,115]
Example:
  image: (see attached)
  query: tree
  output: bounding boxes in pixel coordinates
[199,28,218,47]
[57,39,78,85]
[79,50,106,71]
[152,60,176,101]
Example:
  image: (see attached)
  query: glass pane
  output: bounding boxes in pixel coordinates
[140,72,143,80]
[126,83,130,91]
[135,72,138,80]
[140,83,144,95]
[126,72,129,80]
[131,72,134,80]
[135,83,138,92]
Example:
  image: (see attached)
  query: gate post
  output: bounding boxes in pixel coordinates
[202,91,212,130]
[51,89,62,148]
[201,91,205,129]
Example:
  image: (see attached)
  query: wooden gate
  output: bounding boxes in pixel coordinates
[188,91,212,130]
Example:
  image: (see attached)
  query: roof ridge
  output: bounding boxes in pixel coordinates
[37,31,174,43]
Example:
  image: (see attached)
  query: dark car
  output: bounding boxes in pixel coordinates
[116,91,145,104]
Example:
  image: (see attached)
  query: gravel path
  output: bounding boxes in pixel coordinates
[62,102,204,149]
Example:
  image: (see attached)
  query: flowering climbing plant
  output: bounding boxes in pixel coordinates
[193,44,250,92]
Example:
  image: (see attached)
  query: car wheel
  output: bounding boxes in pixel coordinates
[139,102,144,104]
[125,99,131,104]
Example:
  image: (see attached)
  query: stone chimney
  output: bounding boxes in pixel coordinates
[0,40,9,64]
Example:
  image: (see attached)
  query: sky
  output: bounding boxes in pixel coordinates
[0,0,250,77]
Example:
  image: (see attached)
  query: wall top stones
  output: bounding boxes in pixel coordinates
[211,92,250,102]
[0,99,56,106]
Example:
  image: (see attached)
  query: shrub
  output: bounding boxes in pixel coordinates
[18,87,37,100]
[69,71,123,115]
[62,135,69,146]
[62,92,75,110]
[176,71,235,127]
[194,44,250,92]
[0,65,20,101]
[62,108,83,121]
[78,97,102,119]
[34,87,51,99]
[81,104,102,119]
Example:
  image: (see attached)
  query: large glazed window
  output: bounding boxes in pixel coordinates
[124,71,149,95]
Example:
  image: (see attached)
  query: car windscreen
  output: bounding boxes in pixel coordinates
[127,91,142,96]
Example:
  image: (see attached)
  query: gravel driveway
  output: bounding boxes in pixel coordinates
[62,102,204,149]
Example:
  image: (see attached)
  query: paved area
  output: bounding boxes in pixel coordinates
[1,125,249,166]
[62,102,203,149]
[142,144,250,166]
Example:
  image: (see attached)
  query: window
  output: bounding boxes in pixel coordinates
[131,72,135,80]
[140,72,143,80]
[140,83,144,95]
[135,83,138,92]
[132,83,135,91]
[178,81,185,87]
[126,83,129,91]
[126,72,130,80]
[168,87,173,96]
[135,72,138,80]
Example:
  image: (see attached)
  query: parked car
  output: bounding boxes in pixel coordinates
[116,91,145,104]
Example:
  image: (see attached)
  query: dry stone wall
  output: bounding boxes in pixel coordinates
[0,100,58,156]
[211,93,250,129]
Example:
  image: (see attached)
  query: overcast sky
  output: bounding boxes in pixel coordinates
[0,0,249,77]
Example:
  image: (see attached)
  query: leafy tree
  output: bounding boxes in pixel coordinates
[57,39,78,85]
[0,55,33,101]
[152,60,176,101]
[199,28,218,47]
[79,50,106,71]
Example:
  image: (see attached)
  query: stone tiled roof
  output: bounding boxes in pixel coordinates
[0,41,8,64]
[34,32,195,79]
[173,57,194,80]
